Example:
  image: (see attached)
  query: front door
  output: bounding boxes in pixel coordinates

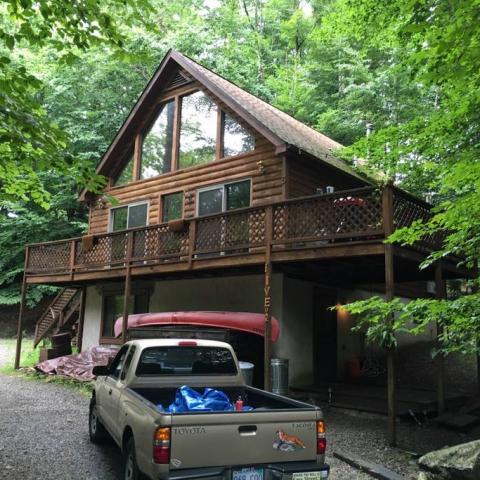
[313,287,337,383]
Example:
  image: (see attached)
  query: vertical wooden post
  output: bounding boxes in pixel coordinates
[121,233,134,344]
[435,263,446,414]
[264,206,273,391]
[382,185,396,446]
[15,247,30,370]
[69,240,76,280]
[76,287,87,352]
[188,219,196,268]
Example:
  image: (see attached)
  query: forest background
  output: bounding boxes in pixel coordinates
[0,0,478,353]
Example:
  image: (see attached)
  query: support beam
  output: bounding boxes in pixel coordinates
[383,186,396,447]
[76,287,87,352]
[264,206,273,391]
[15,247,30,369]
[435,263,446,415]
[121,234,134,344]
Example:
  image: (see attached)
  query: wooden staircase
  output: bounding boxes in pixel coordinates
[33,288,81,348]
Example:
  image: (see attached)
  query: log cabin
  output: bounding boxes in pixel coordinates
[16,50,472,393]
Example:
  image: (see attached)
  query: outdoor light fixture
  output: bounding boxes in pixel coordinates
[257,160,266,175]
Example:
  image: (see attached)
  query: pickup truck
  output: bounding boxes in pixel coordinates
[89,338,329,480]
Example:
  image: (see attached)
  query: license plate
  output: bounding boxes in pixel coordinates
[232,467,264,480]
[292,472,328,480]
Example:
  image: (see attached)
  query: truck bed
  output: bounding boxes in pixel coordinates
[132,385,316,412]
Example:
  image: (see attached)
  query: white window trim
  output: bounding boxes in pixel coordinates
[196,179,252,217]
[108,200,150,232]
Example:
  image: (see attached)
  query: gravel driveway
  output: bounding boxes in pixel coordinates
[0,339,473,480]
[0,374,123,480]
[0,373,367,480]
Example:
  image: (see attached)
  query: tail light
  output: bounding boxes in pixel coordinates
[153,427,171,464]
[178,341,197,346]
[316,420,326,454]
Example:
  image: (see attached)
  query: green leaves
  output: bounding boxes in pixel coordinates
[340,293,480,356]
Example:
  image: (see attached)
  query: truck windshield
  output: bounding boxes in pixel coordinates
[136,346,237,376]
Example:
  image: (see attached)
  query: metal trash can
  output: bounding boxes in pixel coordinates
[271,358,289,395]
[239,361,254,386]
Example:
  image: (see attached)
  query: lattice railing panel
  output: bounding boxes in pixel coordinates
[273,189,383,244]
[27,242,71,273]
[133,225,188,260]
[195,208,266,254]
[76,232,128,268]
[392,191,442,250]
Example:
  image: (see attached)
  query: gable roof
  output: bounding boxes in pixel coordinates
[81,50,366,200]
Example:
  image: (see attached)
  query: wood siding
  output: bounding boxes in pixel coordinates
[286,154,362,198]
[89,138,283,234]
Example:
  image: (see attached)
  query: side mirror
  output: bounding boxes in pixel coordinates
[92,365,110,377]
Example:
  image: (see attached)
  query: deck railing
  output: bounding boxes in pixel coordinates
[25,186,438,276]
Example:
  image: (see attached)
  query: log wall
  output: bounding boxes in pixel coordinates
[286,154,362,198]
[89,138,283,234]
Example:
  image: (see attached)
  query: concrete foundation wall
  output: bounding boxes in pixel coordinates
[280,277,314,386]
[82,286,102,351]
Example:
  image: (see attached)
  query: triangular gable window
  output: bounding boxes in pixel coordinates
[223,114,255,157]
[141,100,175,179]
[179,91,217,169]
[114,155,134,186]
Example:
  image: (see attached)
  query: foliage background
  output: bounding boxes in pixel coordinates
[1,0,478,352]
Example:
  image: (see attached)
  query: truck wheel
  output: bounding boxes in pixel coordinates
[124,438,146,480]
[89,398,107,443]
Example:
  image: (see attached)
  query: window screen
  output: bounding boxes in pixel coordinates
[136,346,237,376]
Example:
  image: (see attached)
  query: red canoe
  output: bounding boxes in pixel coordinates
[114,311,280,342]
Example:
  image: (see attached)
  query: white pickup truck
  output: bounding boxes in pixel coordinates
[89,339,329,480]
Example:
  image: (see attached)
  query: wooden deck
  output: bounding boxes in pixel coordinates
[24,186,444,285]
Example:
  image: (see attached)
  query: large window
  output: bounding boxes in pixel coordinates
[142,100,175,179]
[197,180,251,216]
[110,202,148,231]
[223,114,255,157]
[179,91,217,169]
[101,291,149,338]
[110,88,258,186]
[162,192,183,223]
[114,155,134,186]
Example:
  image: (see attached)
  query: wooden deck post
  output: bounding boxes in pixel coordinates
[15,247,30,369]
[435,263,446,414]
[264,206,273,391]
[76,287,87,352]
[121,233,134,344]
[383,185,396,446]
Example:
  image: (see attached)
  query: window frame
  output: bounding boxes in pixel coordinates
[160,191,184,223]
[108,200,150,233]
[99,288,151,344]
[196,179,252,217]
[110,86,258,185]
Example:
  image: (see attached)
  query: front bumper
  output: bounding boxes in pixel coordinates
[165,462,329,480]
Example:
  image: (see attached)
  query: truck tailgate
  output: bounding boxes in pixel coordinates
[170,410,317,469]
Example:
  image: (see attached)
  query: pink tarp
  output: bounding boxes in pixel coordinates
[35,346,119,381]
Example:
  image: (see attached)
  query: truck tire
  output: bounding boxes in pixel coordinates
[89,398,108,444]
[124,438,146,480]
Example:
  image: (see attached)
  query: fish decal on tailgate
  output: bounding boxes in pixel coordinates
[273,429,306,451]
